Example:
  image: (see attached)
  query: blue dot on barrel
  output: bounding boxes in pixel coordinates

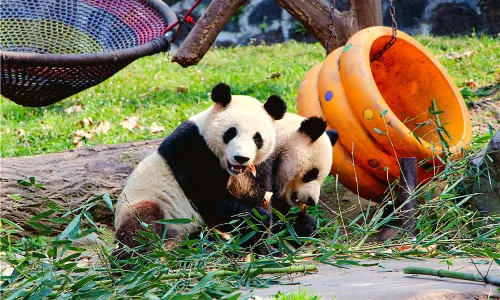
[325,90,334,102]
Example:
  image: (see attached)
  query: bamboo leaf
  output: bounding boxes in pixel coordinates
[285,222,301,245]
[57,214,81,241]
[237,231,256,246]
[155,218,192,225]
[102,193,114,211]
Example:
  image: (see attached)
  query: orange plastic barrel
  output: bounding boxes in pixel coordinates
[297,27,472,201]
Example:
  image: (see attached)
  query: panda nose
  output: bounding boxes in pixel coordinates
[234,155,250,164]
[306,197,316,206]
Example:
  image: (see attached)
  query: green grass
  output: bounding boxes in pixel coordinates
[0,35,499,299]
[1,35,499,158]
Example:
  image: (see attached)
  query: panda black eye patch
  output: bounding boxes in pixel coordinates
[253,132,263,149]
[302,168,319,183]
[223,127,237,144]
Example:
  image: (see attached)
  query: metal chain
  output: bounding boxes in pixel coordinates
[371,0,398,62]
[326,0,337,56]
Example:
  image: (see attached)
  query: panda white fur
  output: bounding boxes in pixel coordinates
[227,96,338,239]
[114,83,287,257]
[271,113,338,238]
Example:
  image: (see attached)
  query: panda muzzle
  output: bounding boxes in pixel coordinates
[228,161,257,176]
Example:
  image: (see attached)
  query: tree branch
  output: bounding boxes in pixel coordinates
[172,0,248,67]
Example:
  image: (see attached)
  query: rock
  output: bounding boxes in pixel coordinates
[471,130,500,214]
[479,0,500,34]
[383,0,428,30]
[430,3,485,36]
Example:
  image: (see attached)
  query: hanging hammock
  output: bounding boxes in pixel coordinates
[0,0,178,107]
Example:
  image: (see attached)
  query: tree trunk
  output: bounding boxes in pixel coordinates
[173,0,382,67]
[0,139,162,231]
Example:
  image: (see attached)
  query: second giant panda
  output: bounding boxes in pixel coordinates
[227,96,338,240]
[113,83,287,258]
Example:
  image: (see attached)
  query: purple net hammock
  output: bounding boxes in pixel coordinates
[0,0,178,107]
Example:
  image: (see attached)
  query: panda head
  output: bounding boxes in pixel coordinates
[201,83,287,176]
[276,116,338,207]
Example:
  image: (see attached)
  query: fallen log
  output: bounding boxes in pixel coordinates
[0,139,162,231]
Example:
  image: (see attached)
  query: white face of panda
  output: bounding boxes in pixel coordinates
[275,116,338,207]
[205,104,277,175]
[196,83,286,176]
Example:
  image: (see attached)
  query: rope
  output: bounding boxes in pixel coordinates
[162,0,202,40]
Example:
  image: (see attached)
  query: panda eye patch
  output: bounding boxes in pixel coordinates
[302,168,319,183]
[223,127,237,144]
[253,132,263,149]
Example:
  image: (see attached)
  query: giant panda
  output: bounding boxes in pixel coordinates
[227,96,338,240]
[113,83,287,258]
[270,113,338,239]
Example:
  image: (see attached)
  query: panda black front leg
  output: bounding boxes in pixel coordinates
[292,212,317,238]
[213,199,272,232]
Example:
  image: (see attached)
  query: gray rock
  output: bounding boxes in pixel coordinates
[471,130,500,214]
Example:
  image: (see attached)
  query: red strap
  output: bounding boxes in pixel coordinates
[162,0,202,36]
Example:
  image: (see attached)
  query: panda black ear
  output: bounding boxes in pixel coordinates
[211,82,232,107]
[299,117,327,143]
[326,129,339,146]
[264,95,287,120]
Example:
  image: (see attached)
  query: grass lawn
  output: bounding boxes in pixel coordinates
[0,35,499,299]
[1,35,499,158]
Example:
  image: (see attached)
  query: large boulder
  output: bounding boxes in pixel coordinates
[470,131,500,214]
[430,3,485,35]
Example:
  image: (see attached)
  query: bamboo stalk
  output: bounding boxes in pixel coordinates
[404,266,500,287]
[46,265,318,290]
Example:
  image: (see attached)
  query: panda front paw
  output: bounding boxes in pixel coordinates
[293,212,317,238]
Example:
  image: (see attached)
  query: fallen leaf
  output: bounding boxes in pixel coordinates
[121,116,139,131]
[395,244,413,252]
[80,117,94,127]
[177,87,188,93]
[93,121,111,135]
[465,79,477,89]
[40,121,52,131]
[73,137,83,147]
[139,93,148,98]
[445,50,475,60]
[262,72,282,82]
[64,104,83,114]
[73,130,93,147]
[149,122,165,133]
[17,129,25,137]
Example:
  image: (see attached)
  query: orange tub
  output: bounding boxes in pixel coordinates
[297,27,472,201]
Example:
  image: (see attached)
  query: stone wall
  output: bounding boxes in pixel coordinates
[164,0,498,47]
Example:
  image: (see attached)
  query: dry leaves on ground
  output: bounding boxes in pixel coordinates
[73,130,94,147]
[64,104,83,114]
[444,51,474,60]
[39,121,52,131]
[149,122,165,133]
[93,121,111,135]
[80,117,94,127]
[121,116,139,131]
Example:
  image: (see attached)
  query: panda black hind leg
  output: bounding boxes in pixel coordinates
[112,200,165,261]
